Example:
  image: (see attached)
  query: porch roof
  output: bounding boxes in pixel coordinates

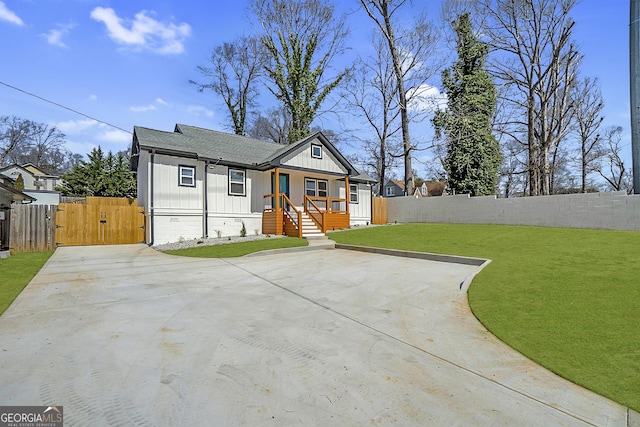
[132,124,375,183]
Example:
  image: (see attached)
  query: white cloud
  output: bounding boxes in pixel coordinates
[187,105,214,118]
[130,97,170,112]
[55,119,100,135]
[407,85,448,113]
[0,2,24,26]
[88,94,98,101]
[90,7,191,54]
[129,104,156,112]
[42,23,76,48]
[97,129,131,143]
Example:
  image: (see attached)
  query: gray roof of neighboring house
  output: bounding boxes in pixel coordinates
[133,124,376,183]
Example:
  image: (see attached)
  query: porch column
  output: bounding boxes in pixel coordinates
[345,175,350,213]
[275,167,280,211]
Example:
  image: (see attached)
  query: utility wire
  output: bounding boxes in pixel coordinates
[0,80,132,134]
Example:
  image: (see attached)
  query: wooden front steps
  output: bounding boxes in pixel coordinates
[296,207,325,239]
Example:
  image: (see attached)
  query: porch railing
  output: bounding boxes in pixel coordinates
[305,196,324,233]
[304,195,349,233]
[263,193,302,238]
[263,193,350,237]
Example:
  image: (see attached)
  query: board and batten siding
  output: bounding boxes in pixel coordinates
[350,184,372,225]
[207,166,267,214]
[280,142,348,175]
[153,154,203,211]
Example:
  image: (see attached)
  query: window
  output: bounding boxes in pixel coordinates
[305,178,328,197]
[311,144,322,159]
[349,184,358,203]
[179,165,195,187]
[386,186,394,196]
[229,168,246,196]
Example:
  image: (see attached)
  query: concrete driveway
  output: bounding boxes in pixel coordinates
[0,244,632,426]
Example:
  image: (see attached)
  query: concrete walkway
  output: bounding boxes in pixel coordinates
[0,244,633,426]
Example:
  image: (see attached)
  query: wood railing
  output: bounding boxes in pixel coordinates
[304,195,349,233]
[282,194,302,238]
[263,194,350,237]
[305,196,324,233]
[263,193,302,238]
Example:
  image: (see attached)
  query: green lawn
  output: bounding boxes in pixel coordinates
[330,224,640,411]
[0,251,54,315]
[164,237,307,258]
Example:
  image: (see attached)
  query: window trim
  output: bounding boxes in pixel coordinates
[178,165,196,187]
[311,144,323,159]
[228,168,246,196]
[386,186,394,196]
[349,183,359,204]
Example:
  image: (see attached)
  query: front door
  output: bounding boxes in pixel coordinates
[271,172,290,209]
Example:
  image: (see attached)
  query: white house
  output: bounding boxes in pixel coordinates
[0,163,61,205]
[131,124,376,245]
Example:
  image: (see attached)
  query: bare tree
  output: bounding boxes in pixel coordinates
[480,0,582,196]
[252,0,349,143]
[192,36,268,135]
[571,77,605,192]
[342,34,402,194]
[359,0,441,196]
[596,126,632,192]
[1,117,70,173]
[246,107,292,145]
[0,116,33,166]
[27,123,66,168]
[499,139,529,197]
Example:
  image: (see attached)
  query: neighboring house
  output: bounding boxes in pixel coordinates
[383,179,405,197]
[0,163,61,205]
[0,175,35,251]
[131,124,376,244]
[414,182,428,198]
[383,179,447,198]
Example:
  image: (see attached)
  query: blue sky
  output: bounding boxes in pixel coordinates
[0,0,633,170]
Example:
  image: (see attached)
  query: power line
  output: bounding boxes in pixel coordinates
[0,80,132,134]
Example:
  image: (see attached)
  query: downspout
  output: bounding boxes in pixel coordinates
[148,150,155,246]
[203,160,208,238]
[369,185,373,225]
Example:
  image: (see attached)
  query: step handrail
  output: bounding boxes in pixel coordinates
[304,195,325,233]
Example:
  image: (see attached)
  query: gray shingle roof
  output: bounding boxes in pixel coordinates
[133,124,376,182]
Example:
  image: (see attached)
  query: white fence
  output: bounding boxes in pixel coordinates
[387,191,640,231]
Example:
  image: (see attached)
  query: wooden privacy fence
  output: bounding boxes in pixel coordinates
[8,197,145,251]
[372,197,388,224]
[9,204,57,252]
[55,198,144,246]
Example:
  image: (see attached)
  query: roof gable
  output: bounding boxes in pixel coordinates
[0,164,34,178]
[268,133,353,175]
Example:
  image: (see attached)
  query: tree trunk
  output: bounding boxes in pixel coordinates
[527,93,538,196]
[382,3,413,196]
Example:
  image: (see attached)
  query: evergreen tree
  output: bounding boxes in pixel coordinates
[57,147,136,198]
[433,13,502,196]
[13,173,24,191]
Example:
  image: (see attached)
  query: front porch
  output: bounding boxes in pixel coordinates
[262,194,350,238]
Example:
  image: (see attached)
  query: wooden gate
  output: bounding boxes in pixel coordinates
[372,197,388,224]
[55,198,145,246]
